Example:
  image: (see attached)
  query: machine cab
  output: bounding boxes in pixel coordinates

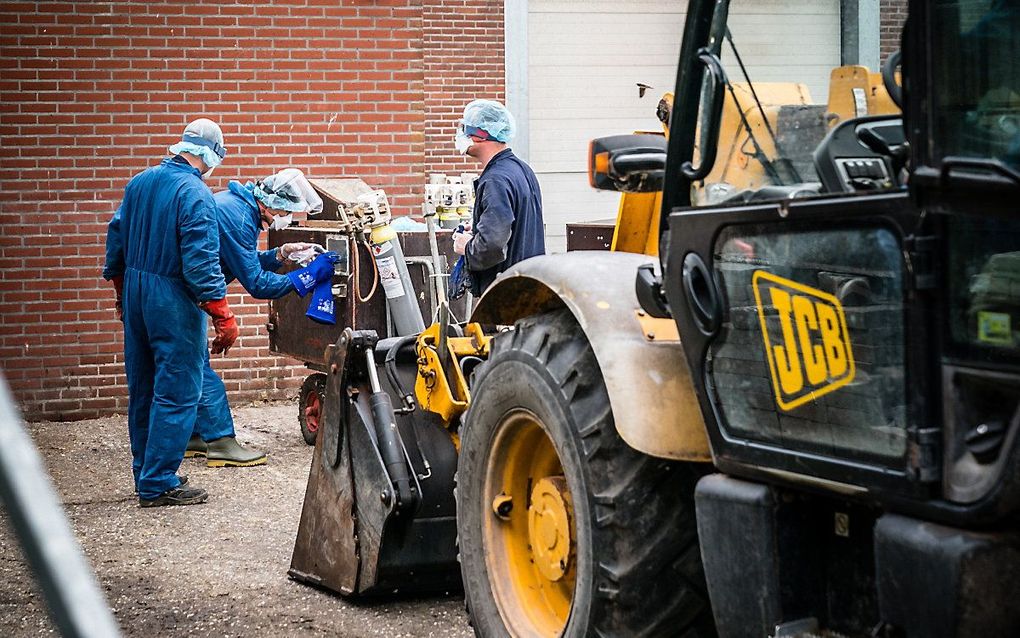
[658,0,1020,522]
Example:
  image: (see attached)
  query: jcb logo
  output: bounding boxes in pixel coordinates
[752,271,855,410]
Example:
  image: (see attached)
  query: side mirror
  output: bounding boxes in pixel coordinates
[588,134,667,193]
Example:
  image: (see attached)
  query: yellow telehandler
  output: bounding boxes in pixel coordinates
[289,1,1020,636]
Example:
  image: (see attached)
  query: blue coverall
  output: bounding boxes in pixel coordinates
[464,149,545,295]
[194,181,296,442]
[103,156,227,500]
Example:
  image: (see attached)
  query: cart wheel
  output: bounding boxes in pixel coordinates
[299,373,327,446]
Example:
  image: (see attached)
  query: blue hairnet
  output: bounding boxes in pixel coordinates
[461,99,516,143]
[252,168,317,213]
[168,118,226,169]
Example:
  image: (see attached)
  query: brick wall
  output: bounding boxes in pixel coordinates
[423,0,506,177]
[880,0,909,64]
[0,0,503,421]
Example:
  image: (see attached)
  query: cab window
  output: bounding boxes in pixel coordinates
[929,0,1020,170]
[690,0,902,207]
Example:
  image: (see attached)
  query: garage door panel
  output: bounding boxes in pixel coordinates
[730,0,839,13]
[530,19,683,42]
[532,1,688,14]
[530,99,669,120]
[531,45,684,65]
[533,0,836,14]
[536,172,620,253]
[530,120,664,173]
[528,0,840,252]
[530,64,678,85]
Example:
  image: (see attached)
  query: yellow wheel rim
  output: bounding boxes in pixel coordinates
[483,409,575,637]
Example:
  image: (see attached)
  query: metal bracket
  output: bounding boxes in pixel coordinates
[909,426,941,483]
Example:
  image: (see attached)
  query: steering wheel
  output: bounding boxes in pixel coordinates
[883,51,903,108]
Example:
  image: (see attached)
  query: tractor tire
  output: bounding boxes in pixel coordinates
[298,373,327,446]
[457,310,716,638]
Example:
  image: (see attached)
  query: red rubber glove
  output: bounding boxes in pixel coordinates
[199,298,239,355]
[111,275,124,322]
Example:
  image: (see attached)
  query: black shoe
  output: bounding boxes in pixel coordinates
[139,486,209,508]
[133,474,188,494]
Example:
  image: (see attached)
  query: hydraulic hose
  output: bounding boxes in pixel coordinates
[385,335,418,413]
[353,236,379,303]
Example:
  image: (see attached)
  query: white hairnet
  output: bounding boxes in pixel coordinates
[461,99,516,143]
[168,118,226,169]
[253,168,322,214]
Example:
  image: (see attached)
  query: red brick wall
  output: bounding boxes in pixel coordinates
[423,0,506,177]
[0,0,503,421]
[880,0,909,64]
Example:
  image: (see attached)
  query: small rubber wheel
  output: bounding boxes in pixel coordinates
[299,373,327,446]
[457,310,716,637]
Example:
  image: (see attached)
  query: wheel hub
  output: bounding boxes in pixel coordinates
[528,476,572,582]
[481,410,575,636]
[304,391,322,433]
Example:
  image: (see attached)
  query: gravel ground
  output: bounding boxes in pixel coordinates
[0,403,472,637]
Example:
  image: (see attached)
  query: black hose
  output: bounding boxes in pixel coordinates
[723,80,785,185]
[385,335,418,413]
[724,28,803,184]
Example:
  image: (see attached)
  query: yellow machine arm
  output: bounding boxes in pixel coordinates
[414,322,491,426]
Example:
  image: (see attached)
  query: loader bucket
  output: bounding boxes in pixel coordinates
[289,330,461,597]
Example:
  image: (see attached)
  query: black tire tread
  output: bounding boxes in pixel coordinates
[462,310,716,638]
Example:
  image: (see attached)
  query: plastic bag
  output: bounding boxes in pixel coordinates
[449,256,473,300]
[288,246,325,267]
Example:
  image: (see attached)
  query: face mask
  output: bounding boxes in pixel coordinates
[202,166,216,178]
[269,213,293,231]
[455,132,474,155]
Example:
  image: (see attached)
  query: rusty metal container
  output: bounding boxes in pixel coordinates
[265,178,466,369]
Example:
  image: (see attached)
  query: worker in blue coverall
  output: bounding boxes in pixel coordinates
[103,118,238,508]
[451,99,545,295]
[186,168,335,465]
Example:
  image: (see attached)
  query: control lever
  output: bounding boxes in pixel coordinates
[857,127,909,178]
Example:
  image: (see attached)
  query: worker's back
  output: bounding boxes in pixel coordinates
[106,156,222,301]
[212,181,293,300]
[470,149,544,294]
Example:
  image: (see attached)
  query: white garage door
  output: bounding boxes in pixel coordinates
[527,0,842,252]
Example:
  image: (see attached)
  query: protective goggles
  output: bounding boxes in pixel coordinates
[457,122,494,141]
[181,134,228,160]
[257,180,303,204]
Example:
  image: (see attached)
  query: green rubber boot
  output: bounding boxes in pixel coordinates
[206,436,267,468]
[184,435,207,458]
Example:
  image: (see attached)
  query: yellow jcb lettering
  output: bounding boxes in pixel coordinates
[769,287,803,395]
[793,295,827,385]
[817,304,848,378]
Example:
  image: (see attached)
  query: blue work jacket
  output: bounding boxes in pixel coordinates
[104,156,225,302]
[465,149,545,295]
[213,181,294,300]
